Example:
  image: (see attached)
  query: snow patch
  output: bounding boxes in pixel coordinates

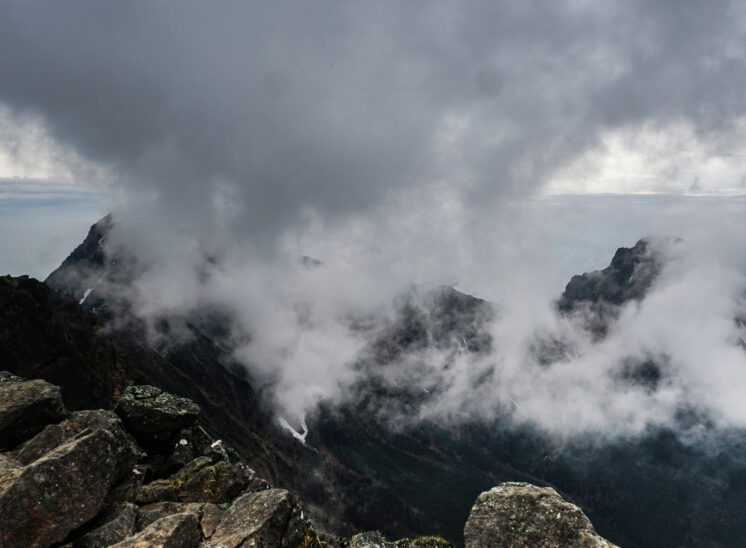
[279,416,309,444]
[79,288,92,305]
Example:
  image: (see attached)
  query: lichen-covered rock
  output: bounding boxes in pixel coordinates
[0,428,122,548]
[463,482,617,548]
[345,531,395,548]
[0,373,67,450]
[11,409,143,477]
[136,501,203,531]
[396,537,453,547]
[209,488,310,547]
[68,502,137,548]
[114,385,200,452]
[109,512,201,548]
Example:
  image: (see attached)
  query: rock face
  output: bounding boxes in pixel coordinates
[0,372,67,450]
[463,482,616,548]
[557,239,659,314]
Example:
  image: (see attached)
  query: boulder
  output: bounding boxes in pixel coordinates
[0,373,67,450]
[114,385,200,452]
[136,501,203,531]
[109,512,201,548]
[175,460,269,504]
[199,502,224,539]
[209,488,309,547]
[137,455,269,505]
[68,502,137,548]
[463,482,617,548]
[135,479,175,505]
[11,409,143,477]
[0,428,122,548]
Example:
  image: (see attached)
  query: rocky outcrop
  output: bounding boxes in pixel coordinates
[0,372,66,450]
[0,375,326,548]
[463,482,616,548]
[557,239,659,314]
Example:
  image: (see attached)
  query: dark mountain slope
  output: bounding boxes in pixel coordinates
[0,275,135,410]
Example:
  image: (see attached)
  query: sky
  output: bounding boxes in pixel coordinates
[2,1,746,435]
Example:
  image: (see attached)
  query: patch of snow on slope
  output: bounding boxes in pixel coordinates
[279,416,309,444]
[79,288,92,305]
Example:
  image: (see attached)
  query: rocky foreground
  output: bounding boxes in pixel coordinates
[0,371,614,547]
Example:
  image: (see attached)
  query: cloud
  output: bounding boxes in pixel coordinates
[3,2,746,435]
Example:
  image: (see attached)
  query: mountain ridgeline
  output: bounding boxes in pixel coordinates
[2,217,745,546]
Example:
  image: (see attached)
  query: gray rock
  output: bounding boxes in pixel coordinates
[136,501,203,531]
[69,502,137,548]
[110,512,201,548]
[210,488,310,548]
[0,453,19,472]
[135,479,176,505]
[463,482,617,548]
[105,464,148,506]
[199,503,224,539]
[0,373,67,450]
[176,460,269,504]
[12,409,143,477]
[114,385,201,452]
[0,428,122,548]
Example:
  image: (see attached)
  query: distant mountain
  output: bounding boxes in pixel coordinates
[4,217,742,546]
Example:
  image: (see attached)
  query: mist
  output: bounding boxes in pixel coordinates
[3,1,746,438]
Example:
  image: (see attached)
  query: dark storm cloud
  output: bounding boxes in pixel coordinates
[2,1,745,250]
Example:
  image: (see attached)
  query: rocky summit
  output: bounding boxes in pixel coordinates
[0,372,612,547]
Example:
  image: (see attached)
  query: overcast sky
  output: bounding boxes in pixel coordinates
[3,2,746,433]
[2,1,746,278]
